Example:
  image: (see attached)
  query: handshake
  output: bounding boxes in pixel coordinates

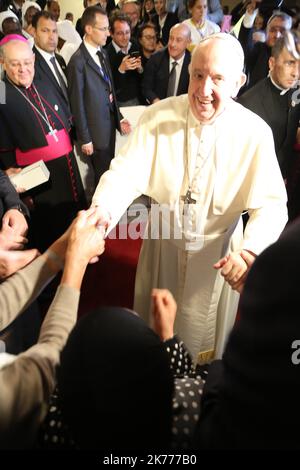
[50,207,109,270]
[0,207,109,282]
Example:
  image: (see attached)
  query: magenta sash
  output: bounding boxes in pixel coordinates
[16,129,72,166]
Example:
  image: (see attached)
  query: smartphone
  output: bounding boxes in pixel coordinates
[129,51,141,59]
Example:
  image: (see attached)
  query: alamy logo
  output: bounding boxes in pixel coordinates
[291,340,300,365]
[107,203,206,251]
[0,80,6,104]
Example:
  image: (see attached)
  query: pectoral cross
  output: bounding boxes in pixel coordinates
[49,126,58,143]
[181,189,197,216]
[181,189,196,205]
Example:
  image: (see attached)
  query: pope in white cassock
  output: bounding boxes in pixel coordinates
[92,33,288,363]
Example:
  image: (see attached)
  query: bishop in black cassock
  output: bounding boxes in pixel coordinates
[0,35,86,251]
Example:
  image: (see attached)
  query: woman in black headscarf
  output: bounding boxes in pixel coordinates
[39,297,204,451]
[56,306,174,450]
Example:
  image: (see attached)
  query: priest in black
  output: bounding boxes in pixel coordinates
[0,35,86,252]
[238,32,300,181]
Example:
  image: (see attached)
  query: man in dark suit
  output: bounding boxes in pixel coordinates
[67,5,131,185]
[239,31,300,181]
[141,22,191,105]
[32,10,71,127]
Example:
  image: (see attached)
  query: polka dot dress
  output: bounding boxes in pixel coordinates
[164,336,205,449]
[38,390,75,449]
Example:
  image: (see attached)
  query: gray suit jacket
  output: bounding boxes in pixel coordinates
[67,43,121,149]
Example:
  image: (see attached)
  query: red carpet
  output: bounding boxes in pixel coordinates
[78,224,143,317]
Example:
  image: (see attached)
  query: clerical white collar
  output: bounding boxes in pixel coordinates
[35,44,55,63]
[268,73,290,95]
[112,40,132,55]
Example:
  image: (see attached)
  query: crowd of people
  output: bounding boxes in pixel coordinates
[0,0,300,452]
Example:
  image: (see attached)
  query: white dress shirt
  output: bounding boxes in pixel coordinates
[34,45,67,86]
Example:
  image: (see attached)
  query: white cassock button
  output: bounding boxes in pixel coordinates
[54,104,59,111]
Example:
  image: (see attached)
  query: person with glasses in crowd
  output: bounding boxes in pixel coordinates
[138,22,161,68]
[67,5,131,188]
[106,11,143,106]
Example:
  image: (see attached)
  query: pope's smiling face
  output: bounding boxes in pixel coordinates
[188,38,246,125]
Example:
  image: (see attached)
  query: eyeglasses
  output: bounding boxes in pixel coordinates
[93,25,110,32]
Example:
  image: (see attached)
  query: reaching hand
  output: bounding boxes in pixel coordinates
[65,208,106,266]
[60,208,106,289]
[50,207,107,265]
[151,288,177,341]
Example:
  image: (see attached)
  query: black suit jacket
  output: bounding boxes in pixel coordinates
[194,219,300,450]
[141,47,190,104]
[33,47,72,124]
[67,43,121,150]
[238,77,300,178]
